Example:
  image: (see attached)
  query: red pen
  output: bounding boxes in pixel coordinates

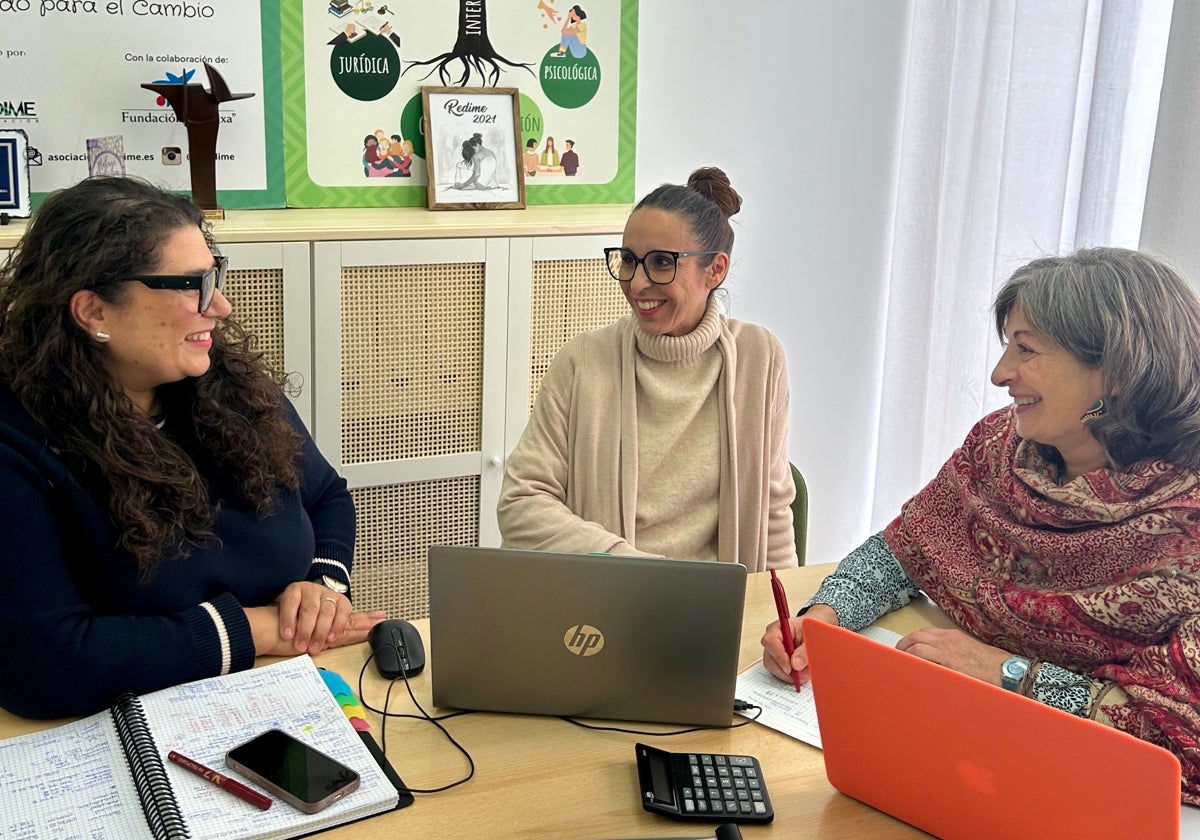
[770,569,803,692]
[167,750,272,811]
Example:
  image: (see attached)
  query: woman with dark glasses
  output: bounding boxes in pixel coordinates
[0,177,384,718]
[498,167,798,571]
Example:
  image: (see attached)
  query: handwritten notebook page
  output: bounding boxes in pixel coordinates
[735,625,902,748]
[142,655,398,840]
[0,711,148,839]
[0,656,397,840]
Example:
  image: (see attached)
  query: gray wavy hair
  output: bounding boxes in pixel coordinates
[994,246,1200,470]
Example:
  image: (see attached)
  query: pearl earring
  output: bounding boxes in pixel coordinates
[95,331,110,342]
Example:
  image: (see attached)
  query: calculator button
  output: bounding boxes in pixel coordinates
[751,791,764,802]
[733,778,747,790]
[739,801,753,814]
[683,798,695,813]
[748,778,761,790]
[696,800,708,813]
[710,800,725,814]
[701,755,713,766]
[717,766,730,778]
[753,802,768,815]
[729,755,753,766]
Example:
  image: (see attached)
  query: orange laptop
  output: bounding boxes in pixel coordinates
[802,618,1182,840]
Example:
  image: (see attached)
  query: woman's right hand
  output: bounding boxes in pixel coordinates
[244,604,386,658]
[760,603,840,684]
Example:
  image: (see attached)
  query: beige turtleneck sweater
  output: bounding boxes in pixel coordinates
[498,298,797,571]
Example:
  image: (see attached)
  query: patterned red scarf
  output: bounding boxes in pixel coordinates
[884,408,1200,801]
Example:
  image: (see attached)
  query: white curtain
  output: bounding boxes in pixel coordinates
[1141,1,1200,287]
[868,0,1173,530]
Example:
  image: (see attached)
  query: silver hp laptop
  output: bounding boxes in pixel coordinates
[428,546,747,726]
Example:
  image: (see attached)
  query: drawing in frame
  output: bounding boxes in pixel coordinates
[421,86,526,211]
[0,129,33,220]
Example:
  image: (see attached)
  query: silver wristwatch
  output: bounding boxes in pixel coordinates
[320,574,349,594]
[1001,655,1032,691]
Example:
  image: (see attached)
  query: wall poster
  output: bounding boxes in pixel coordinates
[0,0,284,208]
[283,0,638,207]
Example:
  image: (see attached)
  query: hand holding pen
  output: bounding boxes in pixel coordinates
[769,570,803,692]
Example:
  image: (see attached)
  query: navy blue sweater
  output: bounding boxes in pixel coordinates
[0,384,355,718]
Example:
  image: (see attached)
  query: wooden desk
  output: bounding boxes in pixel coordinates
[0,565,955,838]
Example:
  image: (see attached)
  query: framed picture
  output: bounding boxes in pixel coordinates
[0,129,33,220]
[421,86,526,211]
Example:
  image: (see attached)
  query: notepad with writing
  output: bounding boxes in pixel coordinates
[734,624,901,747]
[0,656,400,839]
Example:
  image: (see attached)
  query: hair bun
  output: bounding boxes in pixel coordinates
[687,167,742,217]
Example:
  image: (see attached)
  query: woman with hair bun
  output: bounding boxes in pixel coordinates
[498,167,798,571]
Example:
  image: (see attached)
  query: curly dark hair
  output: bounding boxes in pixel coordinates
[0,177,303,576]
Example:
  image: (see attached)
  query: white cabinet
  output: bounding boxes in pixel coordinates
[219,242,313,429]
[313,232,628,619]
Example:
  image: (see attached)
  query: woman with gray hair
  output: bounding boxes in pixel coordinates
[764,247,1200,802]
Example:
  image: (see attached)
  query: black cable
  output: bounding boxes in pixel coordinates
[357,652,476,793]
[356,644,764,787]
[557,703,762,736]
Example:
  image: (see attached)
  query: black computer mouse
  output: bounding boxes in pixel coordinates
[369,618,426,679]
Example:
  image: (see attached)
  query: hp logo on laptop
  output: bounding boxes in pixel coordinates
[564,624,605,656]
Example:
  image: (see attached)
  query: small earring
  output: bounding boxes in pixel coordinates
[1081,398,1106,424]
[95,331,110,342]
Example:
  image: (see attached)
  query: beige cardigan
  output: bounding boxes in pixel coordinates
[497,306,797,571]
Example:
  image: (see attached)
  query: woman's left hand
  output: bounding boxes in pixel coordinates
[896,627,1011,686]
[275,581,365,655]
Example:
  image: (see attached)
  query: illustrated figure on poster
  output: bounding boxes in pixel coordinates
[388,137,413,177]
[561,139,580,176]
[552,6,588,58]
[539,136,562,172]
[141,63,254,212]
[362,134,390,177]
[523,138,539,178]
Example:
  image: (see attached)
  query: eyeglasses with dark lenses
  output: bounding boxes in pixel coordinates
[603,247,721,285]
[123,255,228,313]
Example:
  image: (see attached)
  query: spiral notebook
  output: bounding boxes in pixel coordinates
[0,656,400,839]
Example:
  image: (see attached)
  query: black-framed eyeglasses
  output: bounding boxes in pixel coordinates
[122,255,228,313]
[603,247,721,286]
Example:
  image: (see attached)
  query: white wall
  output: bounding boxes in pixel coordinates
[635,0,913,563]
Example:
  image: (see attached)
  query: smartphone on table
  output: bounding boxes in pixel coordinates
[225,729,360,814]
